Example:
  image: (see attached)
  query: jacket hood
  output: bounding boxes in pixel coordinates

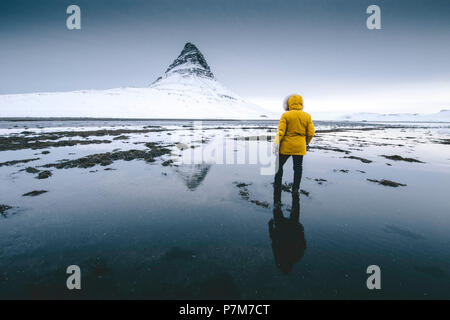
[287,94,303,111]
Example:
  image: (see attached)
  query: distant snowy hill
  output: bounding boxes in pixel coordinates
[0,43,275,119]
[332,109,450,122]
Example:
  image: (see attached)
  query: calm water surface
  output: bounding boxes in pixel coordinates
[0,120,449,299]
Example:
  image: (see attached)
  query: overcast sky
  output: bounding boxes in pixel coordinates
[1,0,449,113]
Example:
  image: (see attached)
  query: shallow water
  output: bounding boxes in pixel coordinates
[0,120,449,299]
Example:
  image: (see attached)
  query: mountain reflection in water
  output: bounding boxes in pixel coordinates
[174,163,212,191]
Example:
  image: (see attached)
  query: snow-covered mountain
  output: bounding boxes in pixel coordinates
[0,43,275,119]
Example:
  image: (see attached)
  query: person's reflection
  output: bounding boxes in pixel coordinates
[269,189,306,274]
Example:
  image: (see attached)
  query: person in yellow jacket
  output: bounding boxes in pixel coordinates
[274,94,315,197]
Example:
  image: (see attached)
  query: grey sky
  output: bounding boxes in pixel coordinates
[1,0,449,113]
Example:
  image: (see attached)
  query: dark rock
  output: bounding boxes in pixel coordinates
[250,199,270,208]
[239,189,250,200]
[380,154,424,163]
[0,136,112,152]
[334,169,349,173]
[161,159,174,167]
[309,146,351,154]
[278,182,310,197]
[0,204,13,217]
[37,170,52,179]
[0,128,164,152]
[234,182,252,201]
[281,182,293,193]
[367,178,406,187]
[314,178,327,185]
[145,143,172,157]
[433,138,450,145]
[0,158,40,167]
[25,167,40,174]
[42,144,172,170]
[234,182,252,188]
[22,190,48,197]
[112,135,129,140]
[344,156,372,163]
[300,190,310,197]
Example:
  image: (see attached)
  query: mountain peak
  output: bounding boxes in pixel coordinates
[162,42,214,79]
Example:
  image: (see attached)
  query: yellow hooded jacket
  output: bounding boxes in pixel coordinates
[275,95,315,155]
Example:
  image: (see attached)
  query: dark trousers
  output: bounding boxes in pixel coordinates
[274,154,304,192]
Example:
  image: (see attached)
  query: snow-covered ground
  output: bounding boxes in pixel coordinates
[333,110,450,122]
[306,110,450,122]
[0,85,276,119]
